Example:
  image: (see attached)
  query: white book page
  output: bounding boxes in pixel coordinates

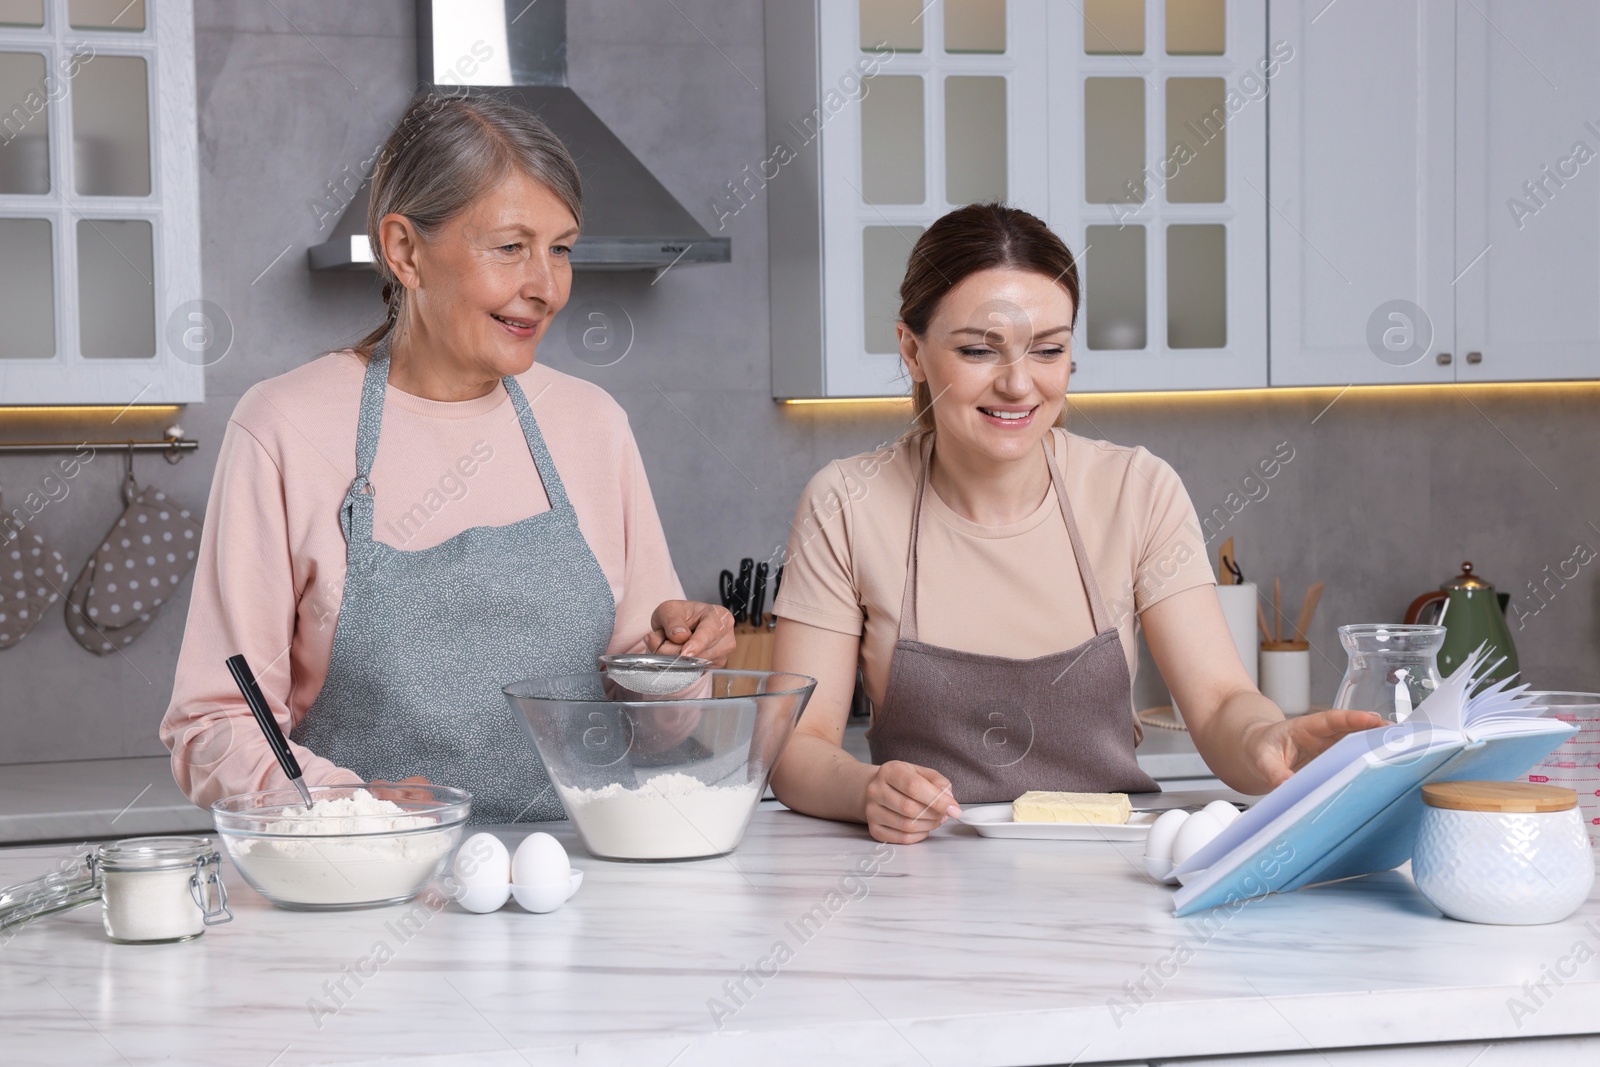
[1408,645,1560,740]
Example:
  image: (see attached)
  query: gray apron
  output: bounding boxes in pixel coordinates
[291,335,615,823]
[867,432,1161,804]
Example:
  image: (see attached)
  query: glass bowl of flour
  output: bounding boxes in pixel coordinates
[212,784,470,910]
[504,670,816,861]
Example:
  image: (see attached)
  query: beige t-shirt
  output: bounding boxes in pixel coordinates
[773,429,1215,723]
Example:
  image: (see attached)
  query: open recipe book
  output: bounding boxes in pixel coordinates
[1170,647,1576,916]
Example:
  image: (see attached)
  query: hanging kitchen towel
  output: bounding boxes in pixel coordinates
[0,501,71,650]
[66,478,201,655]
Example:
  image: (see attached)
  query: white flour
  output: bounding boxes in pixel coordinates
[559,772,760,859]
[229,789,453,906]
[101,869,204,942]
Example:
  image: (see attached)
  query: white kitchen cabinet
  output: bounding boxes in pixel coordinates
[1270,0,1600,386]
[772,0,1599,397]
[767,0,1050,398]
[0,0,202,405]
[768,0,1267,398]
[1455,0,1600,382]
[1267,0,1457,386]
[1047,0,1269,393]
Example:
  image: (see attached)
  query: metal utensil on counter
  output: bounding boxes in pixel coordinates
[599,652,714,695]
[750,561,769,628]
[225,654,315,808]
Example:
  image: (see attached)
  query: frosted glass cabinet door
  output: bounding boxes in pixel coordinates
[1267,0,1456,385]
[0,0,43,26]
[71,54,152,196]
[1167,0,1226,54]
[0,217,54,358]
[860,0,924,51]
[1455,0,1600,382]
[0,0,203,404]
[1049,0,1266,392]
[1164,77,1225,203]
[860,75,925,204]
[1084,223,1147,350]
[0,51,50,193]
[1082,0,1143,54]
[1083,77,1144,203]
[944,75,1007,203]
[862,225,925,353]
[944,0,1005,52]
[77,219,156,359]
[808,0,1050,397]
[1167,224,1226,348]
[67,0,144,29]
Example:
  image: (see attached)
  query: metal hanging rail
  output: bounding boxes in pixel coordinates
[0,437,199,459]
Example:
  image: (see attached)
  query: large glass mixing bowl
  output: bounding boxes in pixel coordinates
[212,783,469,910]
[504,669,816,861]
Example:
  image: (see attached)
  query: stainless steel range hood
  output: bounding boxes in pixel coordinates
[308,0,730,273]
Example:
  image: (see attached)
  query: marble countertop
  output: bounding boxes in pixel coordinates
[3,801,1596,1066]
[0,726,1210,846]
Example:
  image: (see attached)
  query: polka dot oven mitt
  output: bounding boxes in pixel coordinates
[66,483,201,655]
[0,519,71,649]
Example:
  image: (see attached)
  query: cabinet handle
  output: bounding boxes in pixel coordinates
[1466,351,1483,364]
[1436,352,1453,365]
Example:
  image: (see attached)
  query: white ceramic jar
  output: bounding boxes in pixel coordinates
[1259,640,1310,715]
[1411,781,1594,926]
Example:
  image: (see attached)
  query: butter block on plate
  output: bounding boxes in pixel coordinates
[1012,791,1131,825]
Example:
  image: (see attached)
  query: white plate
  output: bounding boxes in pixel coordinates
[956,805,1157,841]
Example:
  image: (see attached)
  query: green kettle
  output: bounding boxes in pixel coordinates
[1403,561,1519,682]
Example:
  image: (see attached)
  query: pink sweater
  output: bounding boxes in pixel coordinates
[160,351,683,808]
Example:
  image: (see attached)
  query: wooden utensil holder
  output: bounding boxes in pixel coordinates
[726,616,775,672]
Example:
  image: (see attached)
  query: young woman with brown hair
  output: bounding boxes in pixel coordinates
[769,204,1381,844]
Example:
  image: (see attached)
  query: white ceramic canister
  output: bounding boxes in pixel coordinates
[91,836,231,944]
[1172,582,1260,723]
[1411,781,1595,926]
[1214,583,1260,688]
[1259,640,1310,715]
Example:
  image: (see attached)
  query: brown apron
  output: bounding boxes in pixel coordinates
[867,432,1161,804]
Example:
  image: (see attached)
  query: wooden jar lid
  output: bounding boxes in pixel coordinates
[1260,640,1310,652]
[1420,781,1577,813]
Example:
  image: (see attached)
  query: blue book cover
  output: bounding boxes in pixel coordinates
[1171,649,1576,917]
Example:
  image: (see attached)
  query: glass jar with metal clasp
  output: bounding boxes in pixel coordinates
[0,836,231,944]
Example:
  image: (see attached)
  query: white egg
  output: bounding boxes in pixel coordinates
[1143,809,1190,865]
[1170,809,1226,868]
[511,870,582,915]
[450,832,511,913]
[512,832,571,888]
[1203,799,1242,827]
[455,882,511,914]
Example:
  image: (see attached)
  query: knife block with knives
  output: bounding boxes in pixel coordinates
[719,559,780,672]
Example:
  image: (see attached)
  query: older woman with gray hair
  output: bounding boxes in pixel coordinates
[161,94,733,822]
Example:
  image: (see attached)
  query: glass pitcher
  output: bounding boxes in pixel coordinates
[1333,624,1447,723]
